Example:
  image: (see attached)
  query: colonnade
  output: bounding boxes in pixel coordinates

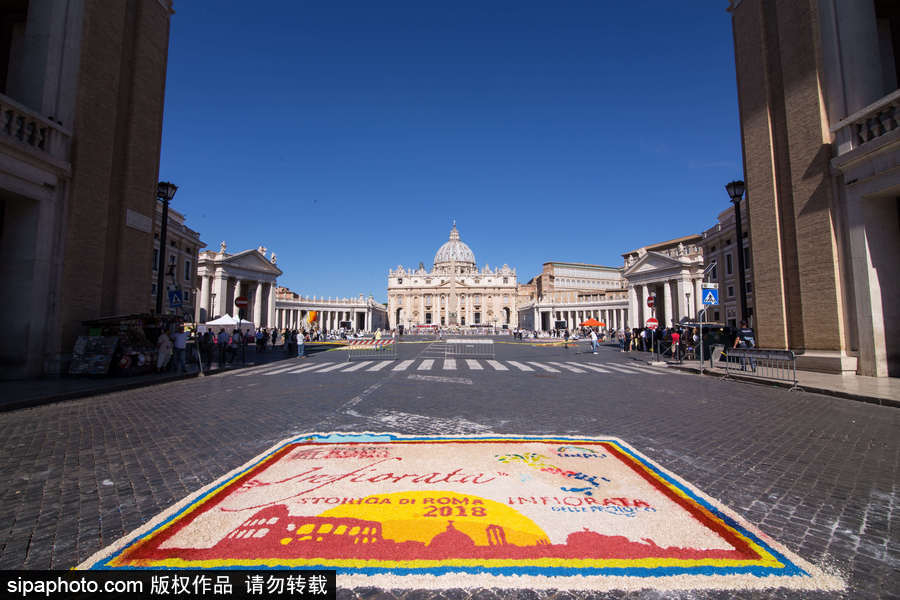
[527,305,629,332]
[197,275,276,327]
[275,305,375,332]
[629,278,704,329]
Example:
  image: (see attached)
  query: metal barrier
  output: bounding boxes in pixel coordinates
[445,338,495,359]
[346,339,398,361]
[722,348,798,389]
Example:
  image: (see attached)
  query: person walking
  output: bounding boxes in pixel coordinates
[564,329,570,350]
[156,329,173,373]
[217,328,228,366]
[671,329,681,362]
[589,328,598,354]
[200,329,213,372]
[297,329,305,358]
[172,326,188,373]
[271,328,278,349]
[734,320,756,371]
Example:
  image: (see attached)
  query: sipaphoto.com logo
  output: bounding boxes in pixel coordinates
[6,574,141,597]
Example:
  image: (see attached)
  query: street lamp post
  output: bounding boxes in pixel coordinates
[725,180,748,323]
[154,181,178,315]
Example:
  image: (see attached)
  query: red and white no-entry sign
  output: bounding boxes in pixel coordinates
[234,296,249,309]
[647,295,655,308]
[645,317,659,330]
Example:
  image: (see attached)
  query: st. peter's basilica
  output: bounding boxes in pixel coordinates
[387,224,518,330]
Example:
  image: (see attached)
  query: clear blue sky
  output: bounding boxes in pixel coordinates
[160,1,741,302]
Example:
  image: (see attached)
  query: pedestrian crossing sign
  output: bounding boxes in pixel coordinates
[702,288,719,305]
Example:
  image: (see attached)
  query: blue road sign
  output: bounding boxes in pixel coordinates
[702,288,719,305]
[168,289,183,308]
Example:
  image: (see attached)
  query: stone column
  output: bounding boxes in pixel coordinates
[695,279,703,314]
[628,286,638,328]
[213,272,227,318]
[663,280,672,327]
[254,281,263,326]
[641,285,649,326]
[196,275,209,322]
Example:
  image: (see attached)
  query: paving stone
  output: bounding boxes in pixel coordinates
[0,343,895,598]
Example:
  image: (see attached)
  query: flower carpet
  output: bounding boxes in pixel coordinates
[79,433,843,592]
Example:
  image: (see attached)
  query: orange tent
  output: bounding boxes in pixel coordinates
[579,318,606,327]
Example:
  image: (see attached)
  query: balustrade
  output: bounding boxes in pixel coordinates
[0,93,71,164]
[832,89,900,155]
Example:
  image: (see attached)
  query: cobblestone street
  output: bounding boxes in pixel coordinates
[1,342,897,599]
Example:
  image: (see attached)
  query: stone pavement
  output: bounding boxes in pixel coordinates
[0,343,333,412]
[645,355,900,408]
[0,340,897,599]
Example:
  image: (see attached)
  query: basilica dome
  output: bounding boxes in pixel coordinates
[434,223,476,266]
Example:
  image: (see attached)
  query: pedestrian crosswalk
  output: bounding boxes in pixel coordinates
[239,358,666,377]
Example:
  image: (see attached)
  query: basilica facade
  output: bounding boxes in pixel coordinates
[387,225,518,330]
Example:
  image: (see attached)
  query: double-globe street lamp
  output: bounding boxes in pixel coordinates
[725,180,748,324]
[154,181,179,315]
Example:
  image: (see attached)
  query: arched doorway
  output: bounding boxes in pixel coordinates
[503,307,511,324]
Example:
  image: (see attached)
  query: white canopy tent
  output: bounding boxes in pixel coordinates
[199,314,255,332]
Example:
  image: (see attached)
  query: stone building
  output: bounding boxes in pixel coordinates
[0,0,174,377]
[728,0,899,376]
[700,202,754,328]
[274,288,388,333]
[516,262,629,332]
[152,200,204,319]
[622,235,706,330]
[387,224,518,330]
[195,243,282,327]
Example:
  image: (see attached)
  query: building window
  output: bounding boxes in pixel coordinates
[711,265,718,281]
[170,240,177,248]
[397,278,403,284]
[713,310,720,321]
[184,290,191,303]
[397,296,403,305]
[425,312,432,324]
[503,277,508,283]
[710,245,716,252]
[726,254,733,275]
[153,249,159,270]
[425,295,432,307]
[743,247,750,268]
[169,254,176,265]
[151,283,157,296]
[746,282,752,293]
[474,312,481,324]
[184,260,191,281]
[728,285,735,298]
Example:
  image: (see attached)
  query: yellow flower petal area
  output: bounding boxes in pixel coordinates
[317,490,549,548]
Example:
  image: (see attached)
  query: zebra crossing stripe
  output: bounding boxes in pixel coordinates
[578,363,611,373]
[444,359,457,370]
[340,361,372,372]
[393,360,415,371]
[311,362,348,373]
[284,363,327,374]
[507,361,534,371]
[366,361,394,371]
[549,362,585,373]
[465,359,483,370]
[486,360,508,371]
[262,363,312,375]
[418,359,435,371]
[528,362,560,373]
[601,364,631,373]
[615,363,647,372]
[235,363,293,376]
